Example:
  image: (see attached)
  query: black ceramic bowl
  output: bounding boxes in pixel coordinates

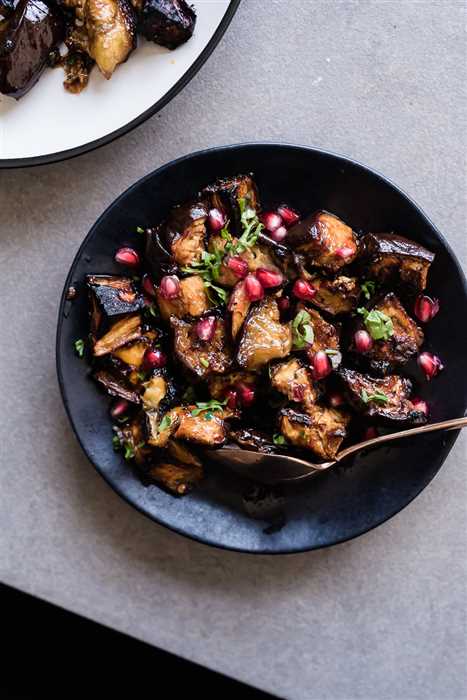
[56,143,467,554]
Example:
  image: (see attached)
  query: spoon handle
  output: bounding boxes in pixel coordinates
[335,416,467,463]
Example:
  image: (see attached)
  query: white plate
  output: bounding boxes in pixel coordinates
[0,0,237,167]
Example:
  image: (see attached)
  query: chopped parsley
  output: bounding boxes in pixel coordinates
[360,389,389,405]
[204,280,229,305]
[292,310,314,349]
[230,197,264,254]
[157,415,172,432]
[361,280,376,300]
[136,226,145,234]
[136,371,148,381]
[112,435,121,451]
[273,433,287,446]
[200,358,210,368]
[74,338,85,358]
[182,248,224,283]
[357,307,394,341]
[191,399,227,417]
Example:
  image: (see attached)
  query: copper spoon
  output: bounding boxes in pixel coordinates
[207,417,467,485]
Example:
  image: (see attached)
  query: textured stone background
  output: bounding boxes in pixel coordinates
[0,1,466,698]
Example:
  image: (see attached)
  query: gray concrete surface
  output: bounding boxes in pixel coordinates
[1,1,466,698]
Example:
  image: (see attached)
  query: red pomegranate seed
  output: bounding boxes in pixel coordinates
[226,255,249,279]
[414,295,440,323]
[208,208,226,231]
[292,279,316,301]
[110,398,130,419]
[335,246,355,260]
[195,315,217,342]
[363,426,378,441]
[354,329,373,353]
[225,389,238,410]
[142,274,157,298]
[261,211,282,232]
[244,274,264,301]
[310,351,332,380]
[278,296,290,312]
[114,247,140,268]
[417,351,444,380]
[159,275,180,300]
[255,268,284,288]
[328,392,345,408]
[291,384,305,402]
[270,225,288,242]
[277,204,300,227]
[411,396,429,415]
[237,382,256,407]
[143,348,167,371]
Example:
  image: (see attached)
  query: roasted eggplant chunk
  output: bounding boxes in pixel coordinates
[270,358,318,408]
[306,307,340,356]
[362,233,434,293]
[279,405,350,460]
[87,275,144,319]
[228,428,275,453]
[237,297,292,372]
[228,281,251,340]
[167,439,202,467]
[164,201,208,267]
[115,415,152,466]
[138,0,196,50]
[112,330,157,368]
[0,0,65,98]
[353,293,423,374]
[145,225,177,280]
[287,211,359,271]
[148,461,203,496]
[204,174,260,234]
[307,274,361,315]
[156,275,212,320]
[338,368,426,423]
[146,409,180,448]
[85,0,136,79]
[171,316,233,379]
[208,371,257,400]
[93,314,142,356]
[169,406,227,446]
[94,368,141,403]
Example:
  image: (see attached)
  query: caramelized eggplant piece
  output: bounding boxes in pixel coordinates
[208,371,256,400]
[306,307,340,356]
[147,461,203,496]
[169,406,227,446]
[362,233,434,293]
[112,330,157,368]
[94,369,141,403]
[307,274,361,315]
[167,439,202,467]
[228,428,275,453]
[228,281,251,340]
[85,0,136,79]
[164,201,208,267]
[87,275,144,319]
[145,225,177,280]
[171,316,232,379]
[353,293,423,374]
[204,174,260,235]
[141,372,166,410]
[237,297,292,372]
[138,0,195,50]
[146,409,180,448]
[0,0,65,98]
[338,368,426,423]
[270,358,318,408]
[279,405,350,460]
[93,314,142,356]
[116,415,152,466]
[156,275,212,320]
[287,211,359,271]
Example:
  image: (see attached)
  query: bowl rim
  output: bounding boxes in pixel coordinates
[56,141,467,554]
[0,0,241,170]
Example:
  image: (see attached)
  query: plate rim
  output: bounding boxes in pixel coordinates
[0,0,241,170]
[55,141,467,554]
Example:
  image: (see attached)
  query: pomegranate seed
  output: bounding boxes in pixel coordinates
[291,384,305,402]
[142,274,157,298]
[261,211,282,232]
[292,279,316,301]
[411,396,429,415]
[277,204,300,227]
[255,268,284,288]
[110,398,130,419]
[414,295,440,323]
[310,351,332,380]
[354,329,373,353]
[226,255,249,279]
[328,392,345,408]
[225,389,238,411]
[195,315,217,342]
[278,296,290,312]
[335,246,355,260]
[115,247,140,268]
[236,382,256,407]
[159,275,180,300]
[417,351,444,380]
[244,274,264,301]
[143,348,167,371]
[270,225,288,242]
[363,426,378,441]
[208,208,226,231]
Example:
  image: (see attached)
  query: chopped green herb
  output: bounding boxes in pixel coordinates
[74,338,85,358]
[203,411,214,421]
[200,358,210,368]
[204,280,229,305]
[273,433,286,446]
[361,280,376,300]
[324,348,339,356]
[136,371,148,381]
[191,399,227,417]
[357,307,394,341]
[360,389,389,405]
[231,197,264,255]
[158,415,172,432]
[123,442,136,460]
[220,221,233,242]
[292,310,314,349]
[146,303,159,318]
[136,226,145,234]
[182,248,224,283]
[112,435,121,451]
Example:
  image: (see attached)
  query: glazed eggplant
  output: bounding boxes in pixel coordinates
[112,330,157,368]
[167,405,227,446]
[87,275,145,320]
[94,368,141,403]
[204,174,260,235]
[167,439,202,467]
[0,0,65,98]
[306,307,341,357]
[337,368,426,424]
[307,274,361,315]
[146,409,180,448]
[164,201,208,267]
[84,0,136,79]
[362,232,434,294]
[352,293,424,374]
[138,0,196,50]
[270,358,318,408]
[171,316,233,379]
[279,405,350,460]
[93,314,142,356]
[237,297,292,372]
[147,461,203,496]
[140,369,173,411]
[208,371,257,400]
[228,428,275,453]
[227,281,251,340]
[156,275,212,320]
[145,225,177,281]
[287,211,359,271]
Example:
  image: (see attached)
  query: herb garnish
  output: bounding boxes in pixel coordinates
[361,280,376,300]
[112,435,121,451]
[360,389,389,405]
[273,433,287,446]
[74,338,85,358]
[230,197,264,254]
[136,371,148,381]
[204,280,229,305]
[357,307,394,341]
[157,415,172,432]
[136,226,145,234]
[292,310,314,349]
[191,399,227,417]
[200,358,210,368]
